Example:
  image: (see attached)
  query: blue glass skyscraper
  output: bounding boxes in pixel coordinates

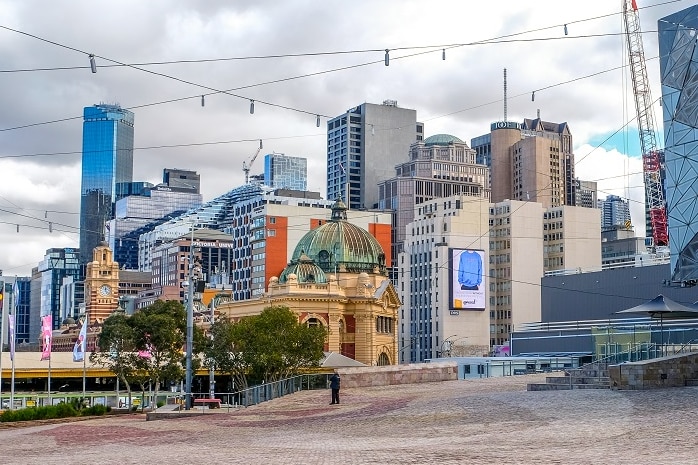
[263,153,308,191]
[79,104,134,263]
[659,6,698,282]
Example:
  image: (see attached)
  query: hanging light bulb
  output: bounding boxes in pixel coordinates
[442,49,446,60]
[531,91,536,102]
[250,100,255,114]
[89,54,97,73]
[259,139,263,149]
[45,210,48,218]
[49,222,53,233]
[385,49,390,66]
[371,125,375,136]
[316,115,321,127]
[564,24,568,36]
[16,224,19,233]
[201,95,205,107]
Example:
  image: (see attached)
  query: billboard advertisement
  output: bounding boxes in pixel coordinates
[449,248,486,310]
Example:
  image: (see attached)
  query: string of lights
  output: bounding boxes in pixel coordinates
[0,0,681,134]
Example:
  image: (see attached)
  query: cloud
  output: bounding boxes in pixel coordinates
[575,143,645,235]
[0,0,690,275]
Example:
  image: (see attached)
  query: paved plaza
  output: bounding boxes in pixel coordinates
[1,373,698,464]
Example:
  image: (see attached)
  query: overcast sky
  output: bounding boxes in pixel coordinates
[0,0,689,276]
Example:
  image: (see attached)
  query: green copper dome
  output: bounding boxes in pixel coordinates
[280,198,387,281]
[279,253,328,284]
[423,134,464,146]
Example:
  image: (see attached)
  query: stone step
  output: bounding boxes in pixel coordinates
[685,379,698,387]
[527,383,610,392]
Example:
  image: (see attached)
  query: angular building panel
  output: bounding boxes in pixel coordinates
[659,6,698,282]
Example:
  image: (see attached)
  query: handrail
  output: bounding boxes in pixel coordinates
[566,343,659,387]
[672,339,698,355]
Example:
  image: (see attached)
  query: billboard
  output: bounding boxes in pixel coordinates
[449,248,486,310]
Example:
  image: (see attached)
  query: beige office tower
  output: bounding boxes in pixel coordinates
[489,200,544,347]
[485,119,574,209]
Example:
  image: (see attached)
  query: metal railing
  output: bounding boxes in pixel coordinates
[223,374,329,408]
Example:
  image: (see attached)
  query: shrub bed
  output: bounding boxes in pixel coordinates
[0,401,111,422]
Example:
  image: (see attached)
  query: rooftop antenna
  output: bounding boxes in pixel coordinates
[503,68,508,122]
[537,109,540,119]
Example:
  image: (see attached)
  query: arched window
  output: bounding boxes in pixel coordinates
[307,317,320,327]
[377,353,390,366]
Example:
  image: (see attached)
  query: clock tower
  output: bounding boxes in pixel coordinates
[84,242,120,324]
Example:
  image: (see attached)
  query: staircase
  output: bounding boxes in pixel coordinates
[527,362,611,391]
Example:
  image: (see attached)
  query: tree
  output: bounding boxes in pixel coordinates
[233,305,327,384]
[130,300,188,408]
[91,312,139,408]
[203,317,249,392]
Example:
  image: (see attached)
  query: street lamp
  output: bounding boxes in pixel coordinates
[184,224,195,410]
[440,335,457,358]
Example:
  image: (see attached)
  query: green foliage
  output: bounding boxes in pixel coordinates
[94,299,203,407]
[156,400,165,408]
[81,404,108,416]
[207,305,327,387]
[0,403,78,422]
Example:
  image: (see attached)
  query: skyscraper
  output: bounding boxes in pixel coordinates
[326,100,423,209]
[377,134,490,270]
[471,118,575,209]
[108,169,202,270]
[659,6,698,282]
[598,195,632,229]
[79,104,135,264]
[263,153,307,191]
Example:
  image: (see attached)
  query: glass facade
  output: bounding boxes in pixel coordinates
[80,104,135,263]
[13,278,31,344]
[598,195,631,228]
[110,187,202,269]
[264,153,308,191]
[659,6,698,282]
[37,248,82,329]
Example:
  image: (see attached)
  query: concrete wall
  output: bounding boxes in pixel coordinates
[609,353,698,390]
[338,362,458,388]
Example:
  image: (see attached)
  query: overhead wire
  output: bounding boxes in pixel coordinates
[0,0,681,134]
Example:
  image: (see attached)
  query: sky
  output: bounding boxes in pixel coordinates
[0,0,689,277]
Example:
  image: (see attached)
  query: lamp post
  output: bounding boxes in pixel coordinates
[184,225,195,410]
[440,334,458,358]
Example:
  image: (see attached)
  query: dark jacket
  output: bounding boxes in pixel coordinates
[330,373,340,389]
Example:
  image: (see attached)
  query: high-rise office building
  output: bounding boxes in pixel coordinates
[163,168,201,193]
[30,248,82,330]
[398,195,491,362]
[472,118,575,209]
[659,6,698,282]
[327,100,423,209]
[573,179,598,208]
[378,134,490,270]
[264,153,307,191]
[109,170,202,270]
[79,104,135,264]
[598,195,632,229]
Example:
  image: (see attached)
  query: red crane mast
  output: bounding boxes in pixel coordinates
[622,0,668,246]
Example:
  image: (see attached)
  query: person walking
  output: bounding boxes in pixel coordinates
[329,371,341,405]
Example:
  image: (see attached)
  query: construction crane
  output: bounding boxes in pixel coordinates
[242,139,263,184]
[622,0,668,247]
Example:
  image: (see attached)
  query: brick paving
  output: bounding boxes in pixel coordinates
[2,373,698,464]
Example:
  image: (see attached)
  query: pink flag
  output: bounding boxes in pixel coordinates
[40,315,52,361]
[8,314,15,362]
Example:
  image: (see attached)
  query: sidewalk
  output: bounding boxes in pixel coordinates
[1,373,697,464]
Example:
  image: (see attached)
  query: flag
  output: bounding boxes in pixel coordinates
[138,344,153,359]
[8,314,15,362]
[40,315,52,361]
[72,319,87,362]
